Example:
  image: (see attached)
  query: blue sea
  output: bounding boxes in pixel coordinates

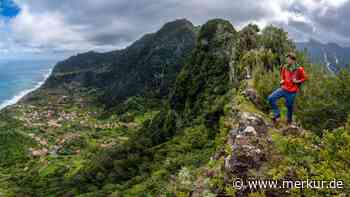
[0,60,56,110]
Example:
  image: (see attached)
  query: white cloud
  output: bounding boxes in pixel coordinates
[0,18,4,27]
[10,5,83,48]
[1,0,350,60]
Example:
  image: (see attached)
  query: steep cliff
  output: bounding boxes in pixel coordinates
[43,19,197,106]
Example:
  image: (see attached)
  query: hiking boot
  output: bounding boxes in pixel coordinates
[287,120,298,128]
[272,117,280,125]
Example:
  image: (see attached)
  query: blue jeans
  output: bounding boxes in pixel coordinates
[267,88,297,122]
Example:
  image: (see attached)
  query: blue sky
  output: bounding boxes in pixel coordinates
[0,0,20,17]
[1,0,350,61]
[0,0,68,60]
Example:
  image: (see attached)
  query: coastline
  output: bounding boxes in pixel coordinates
[0,68,53,111]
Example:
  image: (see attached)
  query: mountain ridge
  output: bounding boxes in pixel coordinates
[296,39,350,72]
[0,18,349,196]
[39,18,197,107]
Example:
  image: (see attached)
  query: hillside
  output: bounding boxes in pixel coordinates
[41,19,197,106]
[0,19,349,197]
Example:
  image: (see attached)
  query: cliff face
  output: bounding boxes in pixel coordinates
[43,19,197,106]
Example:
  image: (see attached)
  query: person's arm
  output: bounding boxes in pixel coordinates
[293,67,307,84]
[280,65,285,85]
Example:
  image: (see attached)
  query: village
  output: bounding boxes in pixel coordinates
[9,94,144,158]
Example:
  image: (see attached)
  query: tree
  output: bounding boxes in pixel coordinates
[236,24,260,60]
[260,25,295,65]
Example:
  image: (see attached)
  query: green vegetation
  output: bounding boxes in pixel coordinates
[0,18,349,196]
[45,19,197,107]
[253,51,350,133]
[269,122,350,196]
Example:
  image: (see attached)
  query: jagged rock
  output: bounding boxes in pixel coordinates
[242,126,257,136]
[226,144,264,172]
[243,88,262,108]
[225,112,268,176]
[238,112,267,135]
[227,128,239,145]
[281,124,305,136]
[49,145,61,156]
[234,135,251,146]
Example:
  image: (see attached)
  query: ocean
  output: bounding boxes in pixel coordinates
[0,60,56,110]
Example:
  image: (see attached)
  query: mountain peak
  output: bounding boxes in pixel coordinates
[198,18,236,44]
[165,18,192,26]
[42,17,197,106]
[158,18,194,33]
[170,18,237,113]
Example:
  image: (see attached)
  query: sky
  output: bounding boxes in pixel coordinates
[0,0,350,60]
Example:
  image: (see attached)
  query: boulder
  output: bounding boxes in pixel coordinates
[238,112,267,135]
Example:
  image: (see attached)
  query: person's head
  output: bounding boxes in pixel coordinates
[286,52,297,65]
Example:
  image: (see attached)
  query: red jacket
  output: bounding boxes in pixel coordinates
[280,65,307,93]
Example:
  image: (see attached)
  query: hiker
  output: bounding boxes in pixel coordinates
[268,52,308,125]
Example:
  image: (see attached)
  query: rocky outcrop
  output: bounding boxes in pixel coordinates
[224,112,270,176]
[243,88,264,110]
[190,99,274,197]
[280,124,305,136]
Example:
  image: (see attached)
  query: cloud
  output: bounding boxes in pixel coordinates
[10,5,83,48]
[10,0,272,47]
[0,18,4,27]
[1,0,350,59]
[280,0,350,45]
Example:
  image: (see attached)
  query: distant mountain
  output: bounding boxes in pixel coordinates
[296,39,350,72]
[43,19,197,106]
